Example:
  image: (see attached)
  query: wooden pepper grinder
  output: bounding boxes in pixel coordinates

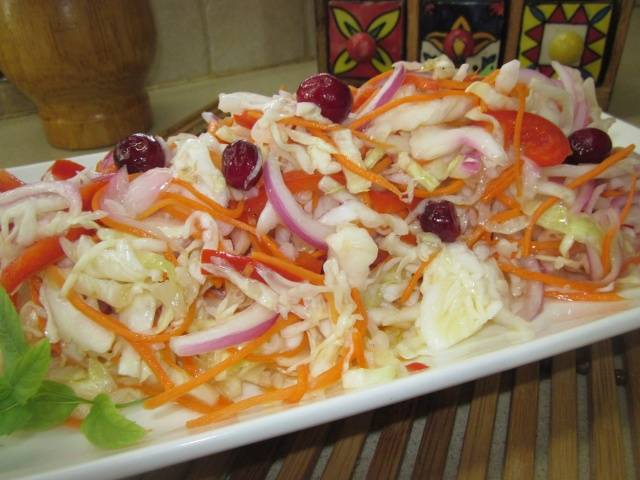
[0,0,156,149]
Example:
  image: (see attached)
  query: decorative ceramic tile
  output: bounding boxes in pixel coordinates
[518,2,613,82]
[419,0,505,74]
[328,0,405,81]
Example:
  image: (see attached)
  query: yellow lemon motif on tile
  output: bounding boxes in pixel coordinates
[549,31,584,65]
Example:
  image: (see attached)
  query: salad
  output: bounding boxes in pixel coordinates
[1,56,638,447]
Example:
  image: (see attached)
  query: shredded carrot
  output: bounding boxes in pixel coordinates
[482,69,500,84]
[129,342,174,390]
[350,130,394,149]
[285,364,310,404]
[350,289,369,368]
[544,290,623,302]
[349,91,476,130]
[325,292,338,324]
[601,226,617,275]
[209,149,222,169]
[180,356,201,377]
[496,193,520,210]
[620,175,637,224]
[333,153,403,197]
[371,155,393,174]
[278,117,334,130]
[160,192,257,235]
[186,384,299,428]
[137,198,190,220]
[520,197,557,256]
[246,335,309,362]
[307,127,334,145]
[257,234,290,261]
[172,178,244,218]
[144,315,299,408]
[498,262,604,291]
[309,346,349,391]
[480,166,516,203]
[567,145,635,189]
[530,240,562,253]
[414,179,466,198]
[398,252,439,304]
[601,188,626,198]
[489,208,522,224]
[160,346,180,371]
[466,226,486,248]
[250,251,325,285]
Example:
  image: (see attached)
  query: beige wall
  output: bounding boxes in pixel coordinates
[0,0,317,119]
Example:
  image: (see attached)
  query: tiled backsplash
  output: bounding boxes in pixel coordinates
[0,0,316,119]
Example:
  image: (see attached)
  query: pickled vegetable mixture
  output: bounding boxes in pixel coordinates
[1,57,639,440]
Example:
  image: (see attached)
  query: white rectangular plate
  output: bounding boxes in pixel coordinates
[1,119,639,480]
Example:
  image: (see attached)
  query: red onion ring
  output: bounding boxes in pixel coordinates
[572,181,595,213]
[352,64,406,122]
[170,303,278,356]
[0,181,81,214]
[263,154,333,249]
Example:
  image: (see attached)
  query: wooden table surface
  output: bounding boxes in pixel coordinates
[122,106,640,480]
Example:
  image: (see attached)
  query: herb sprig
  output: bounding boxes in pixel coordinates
[0,287,146,448]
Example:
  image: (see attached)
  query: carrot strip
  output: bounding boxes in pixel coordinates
[620,175,637,224]
[209,149,222,170]
[480,166,516,203]
[349,91,475,130]
[285,364,309,404]
[180,356,201,377]
[350,130,394,149]
[351,330,367,368]
[246,335,309,362]
[414,179,466,198]
[544,290,622,302]
[489,207,522,224]
[250,251,325,285]
[130,342,174,390]
[172,178,244,218]
[466,225,486,248]
[530,240,562,253]
[371,155,393,174]
[496,192,520,210]
[513,85,526,196]
[309,346,349,390]
[186,384,298,428]
[333,153,403,197]
[601,188,626,198]
[498,262,604,291]
[567,145,635,189]
[160,192,257,236]
[256,235,289,261]
[325,292,338,324]
[351,289,369,368]
[144,315,298,408]
[601,226,617,275]
[278,117,334,130]
[398,252,439,304]
[520,197,557,256]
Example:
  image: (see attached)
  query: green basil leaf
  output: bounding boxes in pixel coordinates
[7,339,51,404]
[0,403,32,436]
[25,380,80,430]
[0,286,28,373]
[81,394,146,449]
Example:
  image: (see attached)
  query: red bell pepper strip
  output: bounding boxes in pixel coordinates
[49,159,85,180]
[80,179,109,211]
[0,169,24,193]
[1,227,92,294]
[405,362,429,373]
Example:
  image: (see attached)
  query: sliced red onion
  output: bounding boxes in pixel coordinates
[516,258,544,321]
[170,303,278,356]
[0,181,81,215]
[99,169,170,241]
[553,62,589,132]
[263,154,334,249]
[572,181,595,213]
[584,183,607,214]
[586,244,604,280]
[123,168,172,216]
[353,64,406,121]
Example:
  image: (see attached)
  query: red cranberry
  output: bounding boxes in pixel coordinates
[347,32,377,63]
[114,133,165,173]
[566,128,612,164]
[296,73,353,123]
[222,140,262,190]
[419,200,460,243]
